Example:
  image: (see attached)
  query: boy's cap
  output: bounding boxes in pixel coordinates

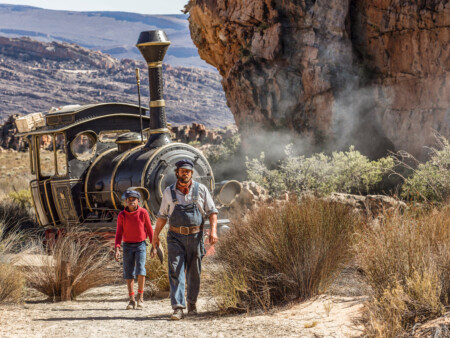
[175,159,194,170]
[124,189,141,199]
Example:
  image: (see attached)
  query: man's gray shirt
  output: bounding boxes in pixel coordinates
[157,181,218,224]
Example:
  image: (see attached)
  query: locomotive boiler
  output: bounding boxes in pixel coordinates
[18,30,240,231]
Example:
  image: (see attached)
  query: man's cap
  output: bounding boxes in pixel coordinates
[124,189,141,199]
[175,159,194,170]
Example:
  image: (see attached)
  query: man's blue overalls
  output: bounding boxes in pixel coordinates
[167,181,206,309]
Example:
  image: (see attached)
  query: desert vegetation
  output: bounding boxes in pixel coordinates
[146,228,170,296]
[22,230,118,301]
[355,205,450,336]
[213,198,363,312]
[0,219,27,303]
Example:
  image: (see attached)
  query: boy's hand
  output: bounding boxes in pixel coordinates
[114,247,120,262]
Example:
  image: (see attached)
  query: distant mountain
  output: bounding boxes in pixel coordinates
[0,4,211,69]
[0,36,233,127]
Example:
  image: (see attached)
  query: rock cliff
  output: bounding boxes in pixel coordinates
[186,0,449,159]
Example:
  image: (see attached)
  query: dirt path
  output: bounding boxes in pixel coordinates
[0,261,366,337]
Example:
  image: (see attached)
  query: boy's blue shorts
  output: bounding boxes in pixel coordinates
[122,241,147,279]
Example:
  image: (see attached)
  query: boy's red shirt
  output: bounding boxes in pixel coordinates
[115,206,153,248]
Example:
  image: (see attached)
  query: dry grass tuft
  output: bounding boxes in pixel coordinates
[146,229,169,296]
[0,263,25,303]
[23,230,118,300]
[0,218,30,303]
[355,204,450,336]
[214,198,362,312]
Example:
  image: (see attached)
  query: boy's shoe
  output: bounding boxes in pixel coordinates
[126,299,136,310]
[187,302,197,315]
[171,308,184,320]
[136,300,144,310]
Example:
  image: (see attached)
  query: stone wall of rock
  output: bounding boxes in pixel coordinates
[0,114,26,151]
[186,0,449,160]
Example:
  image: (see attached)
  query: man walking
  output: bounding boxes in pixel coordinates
[152,159,218,320]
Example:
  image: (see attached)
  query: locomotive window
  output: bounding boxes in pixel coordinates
[55,133,67,176]
[99,130,130,143]
[38,134,55,177]
[71,132,97,161]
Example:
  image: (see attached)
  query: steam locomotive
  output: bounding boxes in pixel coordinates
[17,30,240,232]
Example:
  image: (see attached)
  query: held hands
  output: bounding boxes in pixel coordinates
[114,247,120,262]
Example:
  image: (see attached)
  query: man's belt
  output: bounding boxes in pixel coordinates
[169,225,203,235]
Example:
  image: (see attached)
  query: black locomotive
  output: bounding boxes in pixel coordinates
[18,30,239,232]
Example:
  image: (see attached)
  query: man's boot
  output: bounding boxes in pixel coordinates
[171,308,184,320]
[187,302,197,315]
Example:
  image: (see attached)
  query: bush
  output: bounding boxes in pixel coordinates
[0,263,25,303]
[9,189,33,209]
[246,145,394,197]
[213,198,362,312]
[0,199,37,235]
[205,134,247,181]
[355,205,450,336]
[397,134,450,202]
[23,230,118,300]
[0,219,28,303]
[146,229,169,295]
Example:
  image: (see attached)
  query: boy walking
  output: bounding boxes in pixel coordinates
[115,189,153,310]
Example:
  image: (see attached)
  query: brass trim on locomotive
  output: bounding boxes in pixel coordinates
[136,41,171,47]
[147,62,162,68]
[150,100,165,108]
[149,128,170,135]
[84,147,117,212]
[29,180,42,227]
[42,178,57,227]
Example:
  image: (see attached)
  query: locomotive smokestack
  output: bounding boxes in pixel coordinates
[136,30,171,148]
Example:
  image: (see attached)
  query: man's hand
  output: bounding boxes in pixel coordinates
[209,230,218,246]
[114,247,120,262]
[152,236,160,249]
[150,246,158,258]
[208,213,218,246]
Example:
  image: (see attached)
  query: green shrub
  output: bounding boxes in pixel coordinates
[398,135,450,202]
[214,198,362,312]
[9,189,33,209]
[355,205,450,336]
[246,145,394,196]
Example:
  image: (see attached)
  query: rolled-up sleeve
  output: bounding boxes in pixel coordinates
[202,186,218,216]
[157,188,171,219]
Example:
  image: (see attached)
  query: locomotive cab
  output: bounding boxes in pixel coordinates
[22,103,153,228]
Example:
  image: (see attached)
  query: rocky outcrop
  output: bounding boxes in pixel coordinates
[0,114,26,151]
[170,123,238,143]
[186,0,449,160]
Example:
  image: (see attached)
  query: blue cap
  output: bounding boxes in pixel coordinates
[124,189,141,199]
[175,159,194,170]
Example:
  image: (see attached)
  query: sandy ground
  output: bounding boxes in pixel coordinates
[0,260,367,337]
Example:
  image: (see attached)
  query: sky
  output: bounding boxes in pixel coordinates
[0,0,190,14]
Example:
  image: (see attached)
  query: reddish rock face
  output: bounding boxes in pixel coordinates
[186,0,449,159]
